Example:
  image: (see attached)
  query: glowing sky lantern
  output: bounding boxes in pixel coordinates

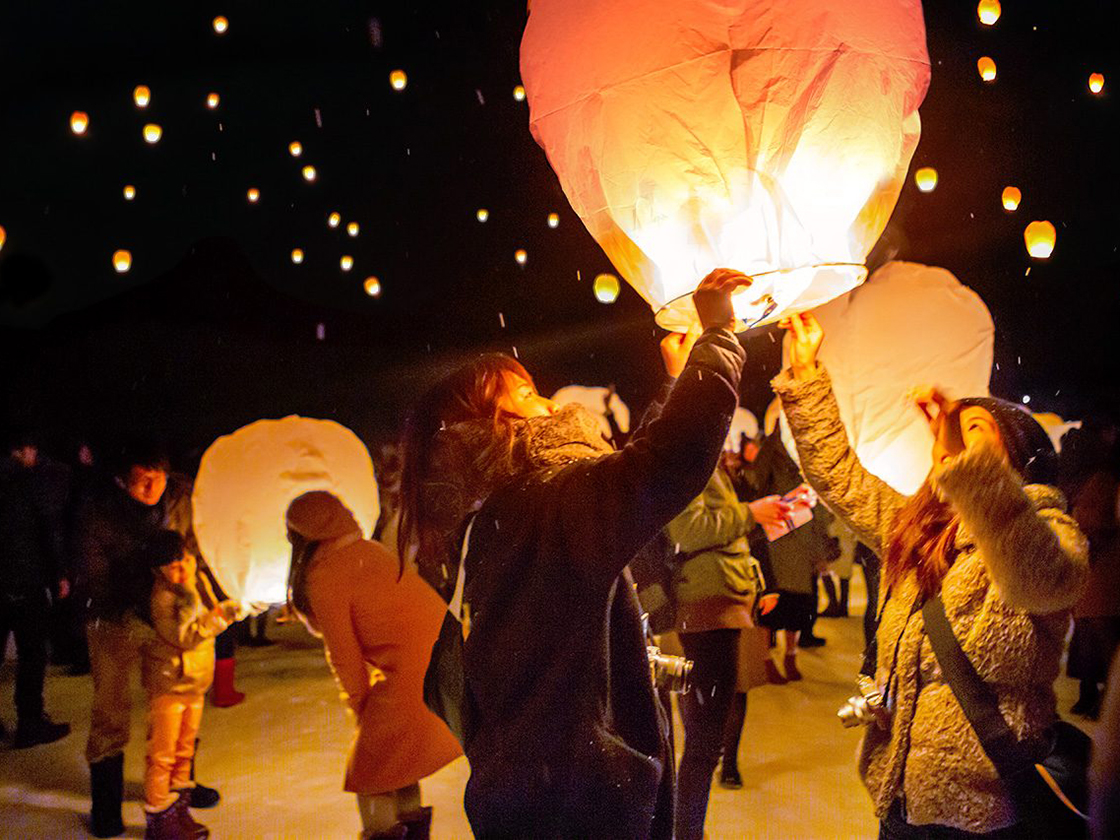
[192,416,380,603]
[513,85,526,102]
[289,141,303,157]
[389,69,408,91]
[213,15,229,34]
[327,212,341,228]
[1001,186,1021,211]
[726,407,760,451]
[206,92,220,109]
[914,166,938,192]
[112,249,132,273]
[1024,220,1057,259]
[291,248,304,264]
[977,0,1001,25]
[347,221,360,237]
[123,185,136,201]
[133,85,151,108]
[476,208,489,223]
[593,272,621,304]
[547,212,560,229]
[363,276,382,297]
[521,0,930,332]
[514,248,528,265]
[247,187,260,203]
[0,225,6,252]
[302,165,317,182]
[340,255,354,272]
[70,111,89,135]
[780,261,994,494]
[550,386,630,440]
[143,123,162,144]
[977,57,996,82]
[1088,73,1104,94]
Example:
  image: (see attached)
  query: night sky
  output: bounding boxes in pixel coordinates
[1,1,1117,458]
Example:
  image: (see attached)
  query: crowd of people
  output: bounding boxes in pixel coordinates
[3,271,1120,839]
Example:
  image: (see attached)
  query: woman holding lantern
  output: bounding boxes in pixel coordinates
[397,270,750,839]
[775,312,1088,838]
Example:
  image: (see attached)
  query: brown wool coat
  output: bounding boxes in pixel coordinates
[142,572,233,697]
[774,366,1089,833]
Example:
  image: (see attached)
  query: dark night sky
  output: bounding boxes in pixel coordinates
[1,1,1118,457]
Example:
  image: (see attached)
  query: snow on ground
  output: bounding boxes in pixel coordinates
[1,574,1091,839]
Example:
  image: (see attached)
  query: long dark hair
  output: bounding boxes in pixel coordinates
[397,353,534,583]
[287,532,322,633]
[884,481,961,601]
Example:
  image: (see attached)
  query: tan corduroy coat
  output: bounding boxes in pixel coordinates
[774,366,1089,833]
[142,572,234,697]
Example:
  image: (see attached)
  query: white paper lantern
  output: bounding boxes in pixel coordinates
[550,385,631,442]
[725,407,760,451]
[192,417,380,603]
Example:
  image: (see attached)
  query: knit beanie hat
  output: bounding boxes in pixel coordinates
[956,397,1058,486]
[145,529,186,568]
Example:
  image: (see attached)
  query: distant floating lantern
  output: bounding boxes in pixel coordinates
[143,123,162,144]
[328,212,341,228]
[0,225,6,252]
[389,69,408,91]
[340,255,354,272]
[347,221,359,237]
[1024,220,1056,259]
[1088,73,1104,94]
[123,185,136,201]
[289,141,303,157]
[593,273,621,304]
[514,249,528,265]
[914,166,938,193]
[513,85,526,102]
[213,15,229,34]
[247,187,260,203]
[1001,186,1021,211]
[70,111,89,135]
[206,92,220,109]
[547,212,560,228]
[302,165,317,182]
[364,276,381,297]
[291,248,305,264]
[476,208,489,223]
[977,0,1000,25]
[112,249,132,273]
[133,85,151,108]
[977,57,996,82]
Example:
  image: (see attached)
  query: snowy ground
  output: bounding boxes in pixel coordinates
[1,574,1091,839]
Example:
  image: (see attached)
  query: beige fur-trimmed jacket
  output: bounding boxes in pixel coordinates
[773,366,1089,833]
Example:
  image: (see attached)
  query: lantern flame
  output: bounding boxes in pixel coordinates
[364,276,381,297]
[143,124,162,144]
[514,249,528,265]
[112,249,132,273]
[914,167,938,193]
[207,92,220,109]
[593,273,621,304]
[123,185,136,201]
[389,70,408,91]
[1001,186,1021,212]
[1089,73,1104,94]
[70,111,89,135]
[1024,221,1056,260]
[477,208,489,223]
[213,16,229,34]
[977,57,996,82]
[340,255,354,272]
[291,248,304,264]
[977,0,1001,25]
[133,85,151,108]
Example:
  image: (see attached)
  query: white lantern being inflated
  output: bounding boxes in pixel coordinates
[192,417,380,604]
[550,386,631,444]
[521,0,930,331]
[780,261,994,494]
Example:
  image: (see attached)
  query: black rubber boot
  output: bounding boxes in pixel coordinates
[90,753,126,838]
[820,575,843,617]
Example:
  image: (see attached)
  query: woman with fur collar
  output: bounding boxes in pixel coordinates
[774,312,1089,838]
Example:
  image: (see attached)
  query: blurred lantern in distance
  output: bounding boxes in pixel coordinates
[192,417,380,603]
[289,141,302,157]
[476,208,489,222]
[0,225,6,252]
[112,249,132,273]
[915,166,938,192]
[521,0,930,331]
[133,85,151,108]
[123,185,136,201]
[206,92,220,109]
[977,57,996,82]
[291,248,304,264]
[213,15,228,34]
[547,212,560,228]
[143,124,162,144]
[977,0,1000,25]
[340,255,354,272]
[347,221,359,237]
[514,249,528,265]
[593,273,621,304]
[302,165,316,181]
[513,85,526,101]
[328,212,341,228]
[390,70,408,91]
[247,187,260,203]
[1001,186,1021,211]
[364,276,381,297]
[1089,73,1104,94]
[70,111,89,135]
[1024,221,1056,259]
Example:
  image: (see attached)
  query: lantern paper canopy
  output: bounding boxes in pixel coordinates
[726,407,760,451]
[521,0,930,332]
[289,141,303,157]
[340,255,354,272]
[143,124,162,144]
[781,261,994,494]
[390,70,408,91]
[977,0,1000,25]
[914,166,938,192]
[347,221,360,237]
[1024,220,1056,259]
[593,272,621,304]
[291,248,304,264]
[112,249,132,273]
[550,386,631,441]
[364,276,381,297]
[206,92,220,109]
[302,165,317,182]
[514,249,528,265]
[213,15,229,34]
[547,212,560,229]
[123,185,136,201]
[1001,186,1021,211]
[133,85,151,108]
[977,57,996,82]
[476,208,489,223]
[328,212,341,228]
[1089,73,1104,94]
[192,416,380,603]
[247,187,260,203]
[70,111,89,135]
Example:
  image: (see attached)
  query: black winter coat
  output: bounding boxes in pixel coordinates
[0,459,69,596]
[460,328,746,839]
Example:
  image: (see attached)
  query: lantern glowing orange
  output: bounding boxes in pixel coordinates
[977,57,996,82]
[340,255,354,272]
[476,208,489,223]
[1024,221,1056,259]
[347,222,359,237]
[302,165,317,182]
[914,166,938,193]
[514,249,528,265]
[112,249,132,273]
[143,123,162,144]
[1001,186,1021,211]
[547,212,560,229]
[133,85,151,108]
[513,85,526,102]
[289,141,302,157]
[247,188,260,203]
[70,111,89,135]
[977,0,1000,25]
[123,185,136,201]
[389,70,408,91]
[291,248,304,264]
[593,273,621,304]
[521,0,930,331]
[213,15,229,34]
[0,225,6,252]
[364,276,382,297]
[206,92,220,109]
[1089,73,1104,94]
[327,212,341,228]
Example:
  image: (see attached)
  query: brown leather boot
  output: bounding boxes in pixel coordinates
[174,795,209,839]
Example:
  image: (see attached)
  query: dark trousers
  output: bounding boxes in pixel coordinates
[676,628,739,840]
[0,588,50,722]
[857,543,881,648]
